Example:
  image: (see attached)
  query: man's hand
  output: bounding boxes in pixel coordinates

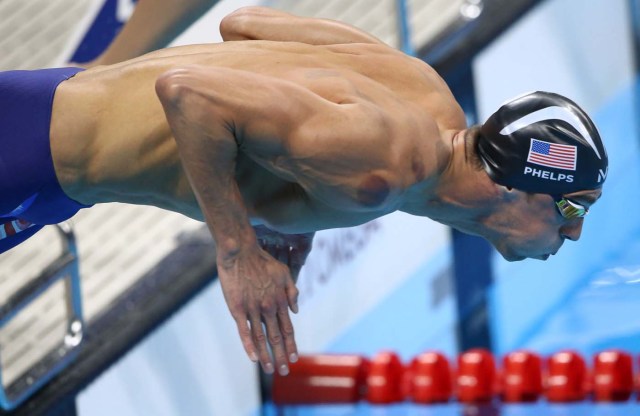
[219,227,313,376]
[218,244,299,376]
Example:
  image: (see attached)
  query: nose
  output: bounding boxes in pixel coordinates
[560,218,584,241]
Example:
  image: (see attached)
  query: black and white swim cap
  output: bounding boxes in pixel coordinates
[478,91,608,194]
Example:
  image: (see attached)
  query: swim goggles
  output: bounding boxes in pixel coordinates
[553,195,588,219]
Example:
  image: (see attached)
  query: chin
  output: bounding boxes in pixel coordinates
[502,251,552,262]
[503,253,527,262]
[491,239,540,262]
[495,245,526,262]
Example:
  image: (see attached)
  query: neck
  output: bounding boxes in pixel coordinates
[400,128,500,238]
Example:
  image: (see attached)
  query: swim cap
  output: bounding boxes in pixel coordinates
[477,91,608,195]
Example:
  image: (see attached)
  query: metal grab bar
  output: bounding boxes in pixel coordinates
[0,223,84,411]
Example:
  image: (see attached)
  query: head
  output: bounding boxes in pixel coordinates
[473,91,608,261]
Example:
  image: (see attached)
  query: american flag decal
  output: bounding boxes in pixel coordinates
[527,139,577,170]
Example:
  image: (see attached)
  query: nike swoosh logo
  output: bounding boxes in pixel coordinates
[499,106,602,160]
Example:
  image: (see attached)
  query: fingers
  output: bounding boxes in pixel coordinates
[249,314,274,374]
[235,312,279,374]
[286,279,299,314]
[246,308,297,375]
[238,289,298,376]
[235,317,259,363]
[277,307,298,363]
[263,307,292,376]
[223,246,301,376]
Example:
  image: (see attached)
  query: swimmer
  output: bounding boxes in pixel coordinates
[0,6,607,376]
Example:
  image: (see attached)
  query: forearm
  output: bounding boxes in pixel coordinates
[178,128,255,260]
[220,6,384,45]
[89,0,219,66]
[156,75,255,259]
[197,162,254,258]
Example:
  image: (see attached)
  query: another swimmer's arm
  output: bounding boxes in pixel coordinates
[220,6,385,45]
[82,0,219,66]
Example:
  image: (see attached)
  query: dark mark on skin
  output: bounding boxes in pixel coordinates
[356,174,390,207]
[412,153,426,182]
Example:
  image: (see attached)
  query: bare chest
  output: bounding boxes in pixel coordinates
[235,154,387,233]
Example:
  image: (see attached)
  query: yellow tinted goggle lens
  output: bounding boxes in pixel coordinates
[555,197,588,219]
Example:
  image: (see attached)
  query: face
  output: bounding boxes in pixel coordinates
[488,188,601,262]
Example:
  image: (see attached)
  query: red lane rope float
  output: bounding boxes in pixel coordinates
[271,349,639,405]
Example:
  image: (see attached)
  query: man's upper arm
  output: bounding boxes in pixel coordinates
[220,6,386,46]
[156,66,350,157]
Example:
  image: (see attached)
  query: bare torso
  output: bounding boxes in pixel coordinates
[50,41,465,232]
